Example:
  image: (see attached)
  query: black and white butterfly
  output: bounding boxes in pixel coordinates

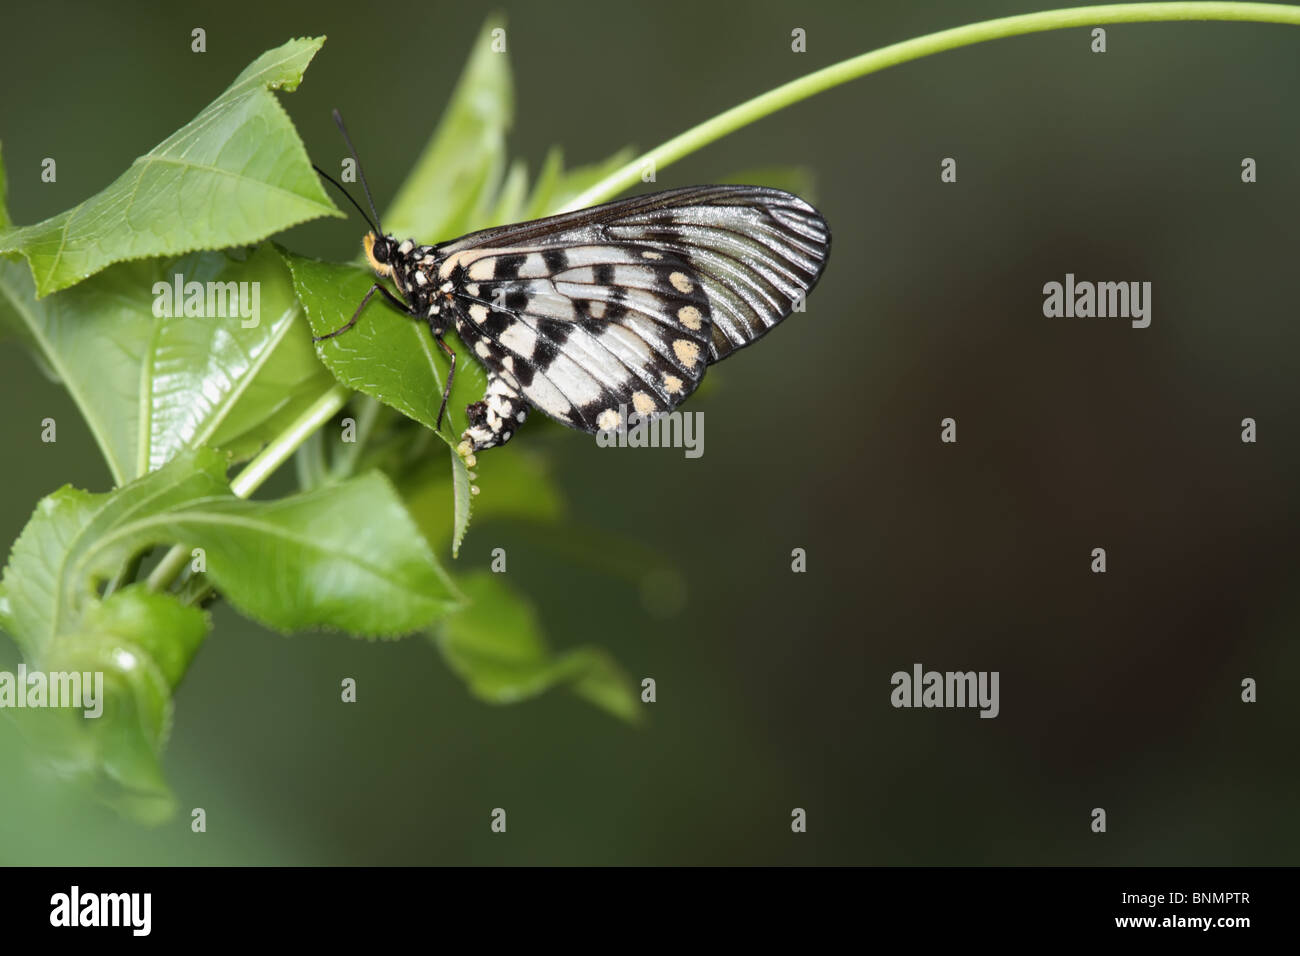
[314,114,831,457]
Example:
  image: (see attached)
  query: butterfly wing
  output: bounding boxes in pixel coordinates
[436,185,831,433]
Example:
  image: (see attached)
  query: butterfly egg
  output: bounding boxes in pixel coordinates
[471,484,481,496]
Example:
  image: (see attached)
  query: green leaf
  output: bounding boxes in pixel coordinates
[434,572,639,721]
[384,18,512,243]
[449,445,473,558]
[0,37,339,297]
[0,242,332,485]
[18,585,209,825]
[1,449,229,660]
[1,448,460,654]
[519,147,564,219]
[158,470,463,635]
[490,159,529,226]
[83,583,207,688]
[140,245,333,475]
[280,250,487,437]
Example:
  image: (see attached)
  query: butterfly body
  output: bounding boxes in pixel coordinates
[346,185,831,455]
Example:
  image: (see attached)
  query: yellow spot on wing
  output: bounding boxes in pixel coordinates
[673,339,701,368]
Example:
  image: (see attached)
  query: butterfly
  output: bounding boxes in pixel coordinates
[314,112,831,458]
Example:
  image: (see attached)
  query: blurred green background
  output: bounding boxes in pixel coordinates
[2,0,1298,864]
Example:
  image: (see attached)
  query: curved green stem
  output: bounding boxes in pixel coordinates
[227,384,352,498]
[564,1,1300,210]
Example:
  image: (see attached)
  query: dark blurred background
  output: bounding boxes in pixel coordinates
[1,0,1297,864]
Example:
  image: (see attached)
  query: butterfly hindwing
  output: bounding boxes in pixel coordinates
[448,248,711,431]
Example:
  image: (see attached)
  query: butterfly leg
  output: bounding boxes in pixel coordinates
[313,283,411,341]
[433,333,456,432]
[458,372,528,455]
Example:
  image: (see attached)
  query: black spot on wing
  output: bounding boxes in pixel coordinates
[529,315,572,370]
[534,316,573,347]
[482,309,512,339]
[511,360,536,388]
[493,254,525,280]
[577,317,607,338]
[532,338,558,369]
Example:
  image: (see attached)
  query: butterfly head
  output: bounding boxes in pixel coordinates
[361,232,395,280]
[363,232,397,279]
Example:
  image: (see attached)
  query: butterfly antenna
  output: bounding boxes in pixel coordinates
[311,163,380,236]
[331,109,385,236]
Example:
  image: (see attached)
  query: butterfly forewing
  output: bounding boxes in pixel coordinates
[434,185,830,435]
